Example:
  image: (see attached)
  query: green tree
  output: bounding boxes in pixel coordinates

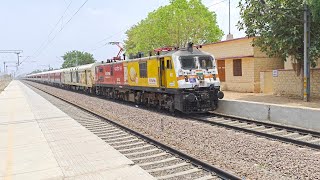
[62,50,95,68]
[309,0,320,21]
[125,0,223,54]
[238,0,320,69]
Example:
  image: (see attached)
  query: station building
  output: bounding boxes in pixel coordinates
[201,37,284,93]
[202,36,320,98]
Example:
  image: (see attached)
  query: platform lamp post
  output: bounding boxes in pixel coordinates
[259,0,311,101]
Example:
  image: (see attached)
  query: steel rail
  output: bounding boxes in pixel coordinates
[24,81,241,180]
[209,112,320,137]
[190,113,320,150]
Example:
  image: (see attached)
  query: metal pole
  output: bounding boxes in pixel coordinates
[3,62,5,73]
[17,52,20,65]
[229,0,231,34]
[303,4,310,101]
[307,7,311,100]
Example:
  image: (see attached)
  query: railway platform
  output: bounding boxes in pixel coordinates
[0,80,155,180]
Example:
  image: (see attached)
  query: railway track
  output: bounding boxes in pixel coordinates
[191,113,320,151]
[25,81,241,180]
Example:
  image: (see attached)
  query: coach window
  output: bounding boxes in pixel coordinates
[166,59,172,69]
[233,59,242,76]
[76,71,79,83]
[139,62,147,78]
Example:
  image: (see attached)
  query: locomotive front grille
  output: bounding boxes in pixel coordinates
[182,92,213,113]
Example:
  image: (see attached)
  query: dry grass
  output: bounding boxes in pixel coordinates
[0,75,12,92]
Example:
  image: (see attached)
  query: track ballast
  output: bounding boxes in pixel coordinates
[190,113,320,151]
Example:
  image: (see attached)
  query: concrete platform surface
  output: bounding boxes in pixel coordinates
[0,80,155,180]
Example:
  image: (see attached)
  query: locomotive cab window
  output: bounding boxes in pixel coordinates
[180,56,196,70]
[139,62,148,78]
[160,58,165,70]
[199,56,213,69]
[166,59,172,69]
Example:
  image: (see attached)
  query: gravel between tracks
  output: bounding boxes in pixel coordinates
[25,81,320,179]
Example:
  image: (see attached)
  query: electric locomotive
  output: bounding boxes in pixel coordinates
[95,43,224,113]
[26,43,223,114]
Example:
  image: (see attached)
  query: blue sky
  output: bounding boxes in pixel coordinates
[0,0,245,75]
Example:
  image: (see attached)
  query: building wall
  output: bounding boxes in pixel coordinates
[223,58,255,92]
[273,69,320,98]
[202,37,283,93]
[260,71,273,93]
[254,57,284,92]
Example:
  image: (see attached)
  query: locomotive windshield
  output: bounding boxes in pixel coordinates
[179,56,196,69]
[199,56,213,69]
[179,55,213,70]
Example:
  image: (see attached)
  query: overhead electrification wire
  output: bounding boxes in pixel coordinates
[20,1,72,65]
[207,0,228,8]
[21,0,89,65]
[86,23,135,53]
[29,1,73,61]
[89,0,229,55]
[89,28,129,52]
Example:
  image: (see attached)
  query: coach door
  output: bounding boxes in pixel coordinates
[164,57,177,88]
[160,57,166,87]
[84,70,88,85]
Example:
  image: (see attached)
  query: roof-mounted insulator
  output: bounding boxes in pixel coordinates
[187,42,194,53]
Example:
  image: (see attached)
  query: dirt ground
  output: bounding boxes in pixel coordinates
[0,75,12,92]
[224,91,320,109]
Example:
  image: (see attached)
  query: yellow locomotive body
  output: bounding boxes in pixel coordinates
[126,56,178,89]
[94,45,224,113]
